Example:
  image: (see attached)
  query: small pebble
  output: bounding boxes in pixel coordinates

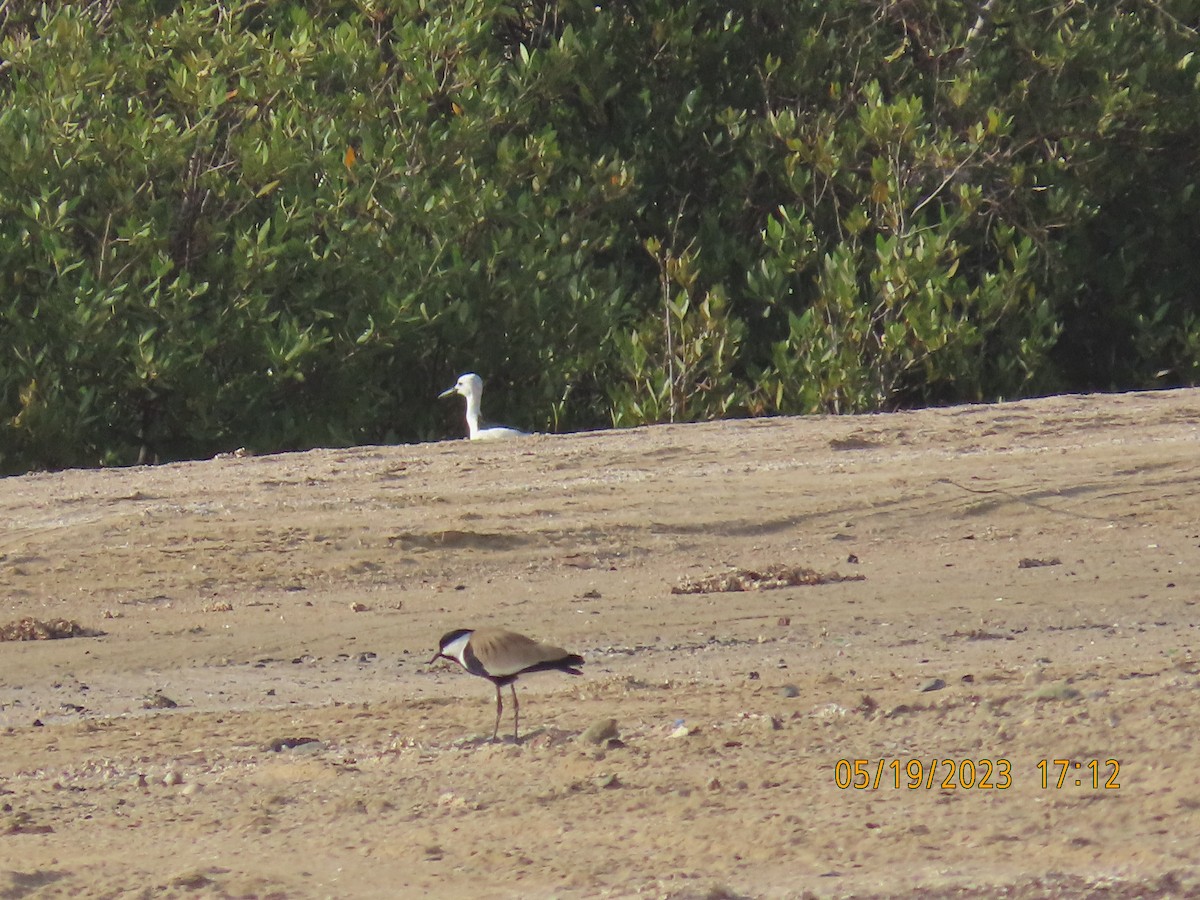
[263,736,323,753]
[780,684,801,698]
[1031,682,1081,702]
[919,678,946,693]
[580,718,619,746]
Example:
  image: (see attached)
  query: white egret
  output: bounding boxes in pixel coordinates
[438,373,527,440]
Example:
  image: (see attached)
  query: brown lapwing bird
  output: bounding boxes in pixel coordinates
[429,628,584,742]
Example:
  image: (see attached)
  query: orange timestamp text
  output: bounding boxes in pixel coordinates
[834,758,1012,790]
[1036,758,1120,789]
[834,758,1123,790]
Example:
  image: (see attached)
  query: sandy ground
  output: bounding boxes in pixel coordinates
[2,388,1200,899]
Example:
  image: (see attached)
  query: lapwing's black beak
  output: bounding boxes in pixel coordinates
[427,651,444,666]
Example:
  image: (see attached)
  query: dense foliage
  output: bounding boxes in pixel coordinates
[2,1,1198,472]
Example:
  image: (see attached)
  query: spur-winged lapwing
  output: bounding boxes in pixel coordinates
[438,373,527,441]
[429,628,584,741]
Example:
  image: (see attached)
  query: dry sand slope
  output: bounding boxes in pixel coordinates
[2,389,1200,899]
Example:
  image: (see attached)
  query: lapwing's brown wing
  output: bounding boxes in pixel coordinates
[468,628,582,678]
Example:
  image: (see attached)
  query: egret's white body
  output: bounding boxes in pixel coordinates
[438,373,527,441]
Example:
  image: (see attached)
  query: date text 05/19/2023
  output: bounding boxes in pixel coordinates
[833,758,1121,791]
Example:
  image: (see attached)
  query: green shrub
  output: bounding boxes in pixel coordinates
[2,1,1197,472]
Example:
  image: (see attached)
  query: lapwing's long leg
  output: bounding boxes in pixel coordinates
[493,683,503,741]
[511,684,520,742]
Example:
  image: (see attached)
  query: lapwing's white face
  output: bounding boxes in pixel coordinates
[436,630,473,668]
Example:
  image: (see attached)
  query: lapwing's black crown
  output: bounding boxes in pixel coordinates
[438,628,472,649]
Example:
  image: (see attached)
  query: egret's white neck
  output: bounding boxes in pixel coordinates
[463,390,483,440]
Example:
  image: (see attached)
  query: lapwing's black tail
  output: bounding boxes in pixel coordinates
[525,653,584,677]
